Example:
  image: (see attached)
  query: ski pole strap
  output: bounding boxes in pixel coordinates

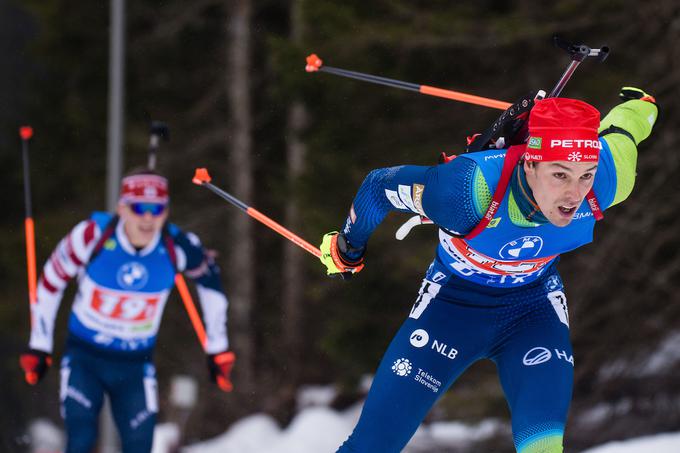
[464,145,526,240]
[161,224,178,272]
[88,215,120,266]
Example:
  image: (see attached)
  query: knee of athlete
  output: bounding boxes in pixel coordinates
[66,432,98,453]
[120,424,155,452]
[515,425,563,453]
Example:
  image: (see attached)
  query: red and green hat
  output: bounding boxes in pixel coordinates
[524,98,601,163]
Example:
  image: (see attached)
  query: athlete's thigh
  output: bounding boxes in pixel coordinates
[60,354,105,453]
[106,361,158,453]
[339,280,495,452]
[495,280,573,451]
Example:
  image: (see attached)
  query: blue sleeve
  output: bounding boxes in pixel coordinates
[169,226,225,292]
[342,158,481,248]
[592,138,618,210]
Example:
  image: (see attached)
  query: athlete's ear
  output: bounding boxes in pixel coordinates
[523,160,537,175]
[116,202,128,218]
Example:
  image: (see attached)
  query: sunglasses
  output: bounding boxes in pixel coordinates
[129,202,167,216]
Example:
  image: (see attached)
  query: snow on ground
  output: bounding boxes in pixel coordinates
[180,401,361,453]
[179,405,505,453]
[579,432,680,453]
[178,407,680,453]
[178,384,508,453]
[28,383,680,452]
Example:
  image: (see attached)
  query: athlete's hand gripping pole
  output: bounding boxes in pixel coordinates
[18,126,52,386]
[192,168,322,259]
[20,349,52,385]
[174,276,235,392]
[207,351,236,392]
[319,232,365,279]
[305,54,511,111]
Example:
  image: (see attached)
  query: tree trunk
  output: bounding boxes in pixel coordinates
[281,0,309,388]
[225,0,255,395]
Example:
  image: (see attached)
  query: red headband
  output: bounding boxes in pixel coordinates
[119,174,169,204]
[524,98,601,163]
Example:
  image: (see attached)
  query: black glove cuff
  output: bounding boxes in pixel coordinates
[336,233,366,264]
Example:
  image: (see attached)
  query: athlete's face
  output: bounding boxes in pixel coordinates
[117,202,168,247]
[523,160,598,227]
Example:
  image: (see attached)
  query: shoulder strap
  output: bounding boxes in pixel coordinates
[162,223,178,272]
[464,145,526,240]
[86,217,181,271]
[585,189,604,221]
[87,215,119,267]
[463,146,603,241]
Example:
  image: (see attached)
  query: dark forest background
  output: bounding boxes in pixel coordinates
[1,1,678,452]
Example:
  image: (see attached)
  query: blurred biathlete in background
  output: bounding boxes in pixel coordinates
[20,169,235,453]
[320,88,657,452]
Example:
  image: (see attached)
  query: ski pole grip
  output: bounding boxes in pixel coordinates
[594,46,609,62]
[553,35,609,63]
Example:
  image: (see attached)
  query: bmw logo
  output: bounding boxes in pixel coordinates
[116,262,149,290]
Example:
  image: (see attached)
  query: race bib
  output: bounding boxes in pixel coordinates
[90,287,159,322]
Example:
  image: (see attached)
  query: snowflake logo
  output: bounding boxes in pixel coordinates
[392,358,413,377]
[568,152,582,162]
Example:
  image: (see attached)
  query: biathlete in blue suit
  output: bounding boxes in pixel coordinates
[20,170,235,453]
[320,88,658,452]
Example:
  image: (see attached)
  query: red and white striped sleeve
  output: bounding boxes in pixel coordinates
[29,220,101,353]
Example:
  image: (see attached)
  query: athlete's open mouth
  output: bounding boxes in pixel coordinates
[558,205,576,215]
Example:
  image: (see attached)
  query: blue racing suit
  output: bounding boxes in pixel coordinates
[29,212,229,453]
[335,98,657,453]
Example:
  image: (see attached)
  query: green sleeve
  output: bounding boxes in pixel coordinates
[599,99,658,206]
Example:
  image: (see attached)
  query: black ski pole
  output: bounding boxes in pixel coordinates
[305,54,512,110]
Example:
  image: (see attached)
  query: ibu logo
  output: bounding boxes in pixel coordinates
[116,262,149,290]
[528,136,542,149]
